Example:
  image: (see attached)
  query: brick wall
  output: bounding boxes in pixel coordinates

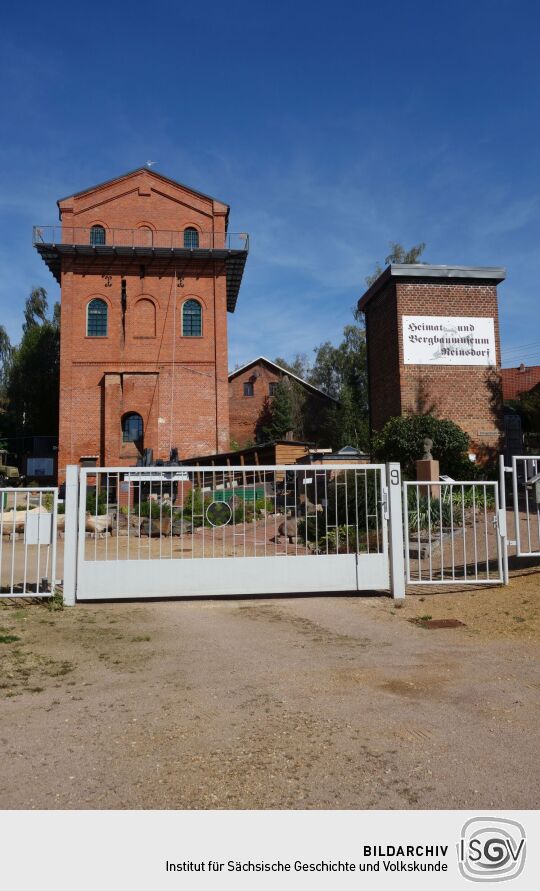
[229,361,334,447]
[57,170,232,480]
[364,277,504,453]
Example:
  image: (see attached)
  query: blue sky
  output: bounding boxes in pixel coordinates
[1,0,539,370]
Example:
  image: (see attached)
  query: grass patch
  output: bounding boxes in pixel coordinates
[0,634,20,644]
[131,635,151,642]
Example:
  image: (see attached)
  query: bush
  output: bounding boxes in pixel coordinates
[373,414,470,478]
[138,499,172,518]
[86,491,108,514]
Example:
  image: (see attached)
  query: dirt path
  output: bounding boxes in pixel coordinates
[0,578,539,809]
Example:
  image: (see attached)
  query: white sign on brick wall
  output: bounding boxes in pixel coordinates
[402,315,496,366]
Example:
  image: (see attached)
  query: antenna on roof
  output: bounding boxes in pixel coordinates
[146,160,157,167]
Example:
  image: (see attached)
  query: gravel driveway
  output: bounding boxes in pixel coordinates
[0,579,538,809]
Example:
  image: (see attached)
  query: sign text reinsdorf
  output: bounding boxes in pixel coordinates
[402,315,496,366]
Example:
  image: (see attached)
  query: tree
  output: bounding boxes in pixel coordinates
[23,286,49,333]
[365,241,426,287]
[309,324,369,449]
[6,288,60,436]
[0,325,12,410]
[257,381,293,441]
[372,414,471,478]
[274,353,311,380]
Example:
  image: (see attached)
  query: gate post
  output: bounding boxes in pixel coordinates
[498,454,510,586]
[62,465,79,606]
[386,462,405,600]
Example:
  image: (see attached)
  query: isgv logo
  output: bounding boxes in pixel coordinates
[458,817,526,882]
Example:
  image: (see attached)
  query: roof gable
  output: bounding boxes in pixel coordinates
[229,356,338,402]
[57,167,229,210]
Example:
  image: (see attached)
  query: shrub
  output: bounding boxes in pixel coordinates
[373,414,470,478]
[138,499,172,518]
[86,491,108,514]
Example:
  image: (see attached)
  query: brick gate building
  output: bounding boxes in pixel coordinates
[34,168,248,481]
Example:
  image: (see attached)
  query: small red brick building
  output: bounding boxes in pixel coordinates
[228,357,337,448]
[500,364,540,401]
[358,264,506,453]
[34,168,248,481]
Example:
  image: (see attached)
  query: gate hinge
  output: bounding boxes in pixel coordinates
[507,539,516,547]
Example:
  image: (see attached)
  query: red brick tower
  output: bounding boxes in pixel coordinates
[34,168,248,480]
[358,265,506,454]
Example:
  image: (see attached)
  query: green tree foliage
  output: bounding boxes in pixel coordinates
[257,381,293,441]
[0,325,12,410]
[364,241,426,288]
[6,288,60,436]
[23,286,49,333]
[309,324,369,449]
[516,385,540,432]
[372,414,471,478]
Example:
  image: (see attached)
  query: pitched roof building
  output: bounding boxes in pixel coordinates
[228,356,337,448]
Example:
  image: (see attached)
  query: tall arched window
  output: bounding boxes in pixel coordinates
[90,225,106,246]
[182,299,202,337]
[87,298,108,336]
[183,227,199,249]
[122,413,143,447]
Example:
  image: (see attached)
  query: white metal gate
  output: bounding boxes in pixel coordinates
[70,463,403,600]
[0,487,58,597]
[404,479,504,585]
[506,455,540,557]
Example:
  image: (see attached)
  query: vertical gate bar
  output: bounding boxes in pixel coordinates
[483,484,489,579]
[461,483,467,579]
[253,467,257,557]
[499,455,509,584]
[36,491,43,593]
[403,481,411,584]
[293,469,298,557]
[439,484,444,581]
[450,484,456,580]
[354,470,360,553]
[363,471,369,554]
[63,465,80,606]
[416,485,421,582]
[525,463,532,553]
[22,490,29,593]
[374,469,381,552]
[10,490,17,594]
[472,485,478,580]
[512,457,521,555]
[495,483,504,582]
[51,487,58,592]
[386,463,405,599]
[427,489,432,581]
[105,471,110,562]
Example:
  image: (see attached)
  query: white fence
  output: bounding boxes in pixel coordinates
[67,463,404,601]
[0,487,58,596]
[7,454,540,604]
[403,480,503,585]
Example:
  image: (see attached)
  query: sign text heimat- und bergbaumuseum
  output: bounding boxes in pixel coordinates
[402,315,496,366]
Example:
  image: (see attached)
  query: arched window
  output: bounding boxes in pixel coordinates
[87,298,108,337]
[182,299,202,337]
[133,298,156,337]
[90,225,106,246]
[183,227,199,249]
[122,413,143,447]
